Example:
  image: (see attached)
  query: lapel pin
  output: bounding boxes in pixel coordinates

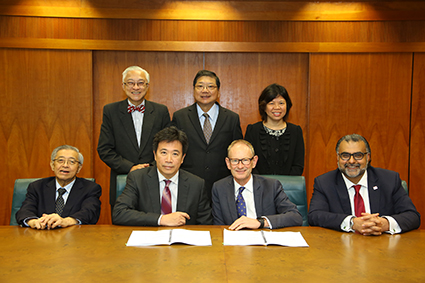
[373,186,378,190]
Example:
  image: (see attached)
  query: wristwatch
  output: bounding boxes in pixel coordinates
[257,217,265,229]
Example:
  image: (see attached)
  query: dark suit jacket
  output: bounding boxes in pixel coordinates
[211,174,303,228]
[244,122,304,175]
[97,99,170,205]
[16,177,102,226]
[171,103,243,197]
[308,166,421,232]
[112,166,212,226]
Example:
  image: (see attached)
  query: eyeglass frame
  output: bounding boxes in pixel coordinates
[338,152,369,161]
[194,84,218,92]
[123,81,148,88]
[53,158,80,166]
[227,157,254,166]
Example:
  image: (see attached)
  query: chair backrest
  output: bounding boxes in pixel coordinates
[261,175,309,226]
[401,180,408,194]
[10,178,95,226]
[116,174,128,200]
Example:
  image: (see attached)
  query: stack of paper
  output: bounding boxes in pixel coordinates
[126,229,212,246]
[223,229,309,247]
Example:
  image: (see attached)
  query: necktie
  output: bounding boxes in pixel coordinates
[127,105,145,113]
[236,187,246,218]
[353,185,365,217]
[55,188,67,216]
[203,113,212,144]
[161,180,172,215]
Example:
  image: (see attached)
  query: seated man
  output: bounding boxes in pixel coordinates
[16,145,102,229]
[212,140,302,230]
[308,134,420,235]
[112,126,212,226]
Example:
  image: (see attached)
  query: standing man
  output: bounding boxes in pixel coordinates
[212,140,302,230]
[308,134,420,235]
[172,70,243,198]
[16,145,102,229]
[98,66,170,210]
[112,126,212,226]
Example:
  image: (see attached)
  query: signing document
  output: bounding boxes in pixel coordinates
[223,229,308,247]
[126,229,212,246]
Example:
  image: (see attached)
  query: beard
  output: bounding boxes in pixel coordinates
[338,162,368,179]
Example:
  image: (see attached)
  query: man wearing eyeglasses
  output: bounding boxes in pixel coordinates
[16,145,102,229]
[308,134,420,235]
[97,66,170,211]
[211,140,302,230]
[172,70,243,200]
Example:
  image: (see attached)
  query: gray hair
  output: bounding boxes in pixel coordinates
[227,140,255,157]
[51,145,84,165]
[122,66,150,83]
[335,134,371,155]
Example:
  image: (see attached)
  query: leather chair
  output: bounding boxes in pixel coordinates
[10,178,95,226]
[261,175,309,226]
[116,174,128,200]
[401,180,408,194]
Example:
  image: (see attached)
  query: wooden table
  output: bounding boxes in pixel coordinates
[0,225,424,283]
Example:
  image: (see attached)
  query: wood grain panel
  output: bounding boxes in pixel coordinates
[93,51,204,222]
[410,52,425,229]
[307,53,412,204]
[0,49,93,225]
[1,1,425,21]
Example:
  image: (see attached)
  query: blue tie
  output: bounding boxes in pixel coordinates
[236,187,246,218]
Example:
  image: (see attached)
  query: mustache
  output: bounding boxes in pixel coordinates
[344,163,360,168]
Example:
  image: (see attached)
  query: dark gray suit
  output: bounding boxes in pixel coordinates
[308,166,421,232]
[212,174,303,228]
[112,166,212,226]
[172,103,243,198]
[97,99,170,206]
[16,177,102,226]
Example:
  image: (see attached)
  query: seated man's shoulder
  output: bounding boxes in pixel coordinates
[179,169,203,183]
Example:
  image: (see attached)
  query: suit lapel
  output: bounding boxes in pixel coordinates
[187,104,207,144]
[148,167,162,214]
[367,168,380,213]
[335,172,352,215]
[252,175,263,217]
[62,178,82,215]
[225,177,239,221]
[118,100,139,151]
[209,104,226,144]
[45,178,57,213]
[176,170,189,211]
[139,100,154,156]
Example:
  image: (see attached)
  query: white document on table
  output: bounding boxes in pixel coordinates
[223,229,308,247]
[126,229,212,246]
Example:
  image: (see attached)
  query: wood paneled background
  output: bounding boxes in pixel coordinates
[1,0,424,227]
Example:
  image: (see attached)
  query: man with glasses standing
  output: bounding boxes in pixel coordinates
[308,134,420,235]
[211,140,302,230]
[172,70,243,200]
[16,145,102,229]
[98,66,170,211]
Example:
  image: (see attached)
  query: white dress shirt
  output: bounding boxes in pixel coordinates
[128,100,145,147]
[157,170,179,225]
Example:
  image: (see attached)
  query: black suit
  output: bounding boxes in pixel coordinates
[212,175,303,228]
[112,166,212,226]
[172,103,243,197]
[16,177,102,226]
[308,166,420,232]
[97,99,170,206]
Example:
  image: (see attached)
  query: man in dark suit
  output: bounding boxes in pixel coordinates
[97,66,170,210]
[212,140,302,230]
[172,70,243,198]
[16,145,102,229]
[308,134,420,235]
[113,126,212,226]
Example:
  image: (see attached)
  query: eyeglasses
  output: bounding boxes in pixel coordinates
[195,84,217,91]
[338,152,368,161]
[228,157,254,166]
[124,81,148,88]
[53,158,80,166]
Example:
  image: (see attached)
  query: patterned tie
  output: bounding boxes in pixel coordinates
[353,185,365,217]
[236,187,246,218]
[203,113,212,144]
[127,105,145,113]
[161,180,172,215]
[55,188,67,216]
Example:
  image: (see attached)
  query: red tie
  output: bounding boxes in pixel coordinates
[127,105,145,113]
[161,180,172,215]
[353,185,365,217]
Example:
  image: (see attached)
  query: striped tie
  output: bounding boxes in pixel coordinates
[161,180,172,215]
[203,113,212,144]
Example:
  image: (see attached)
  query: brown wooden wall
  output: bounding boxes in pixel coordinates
[1,0,424,227]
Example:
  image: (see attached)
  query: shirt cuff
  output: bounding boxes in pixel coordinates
[262,216,272,229]
[158,215,163,226]
[382,216,402,234]
[341,216,355,232]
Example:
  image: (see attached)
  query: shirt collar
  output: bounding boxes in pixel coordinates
[127,99,145,107]
[341,169,368,190]
[55,178,76,191]
[157,170,179,185]
[196,102,218,120]
[233,174,254,195]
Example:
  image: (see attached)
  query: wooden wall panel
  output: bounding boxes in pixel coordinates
[93,51,204,222]
[410,53,425,229]
[0,49,93,225]
[307,53,413,207]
